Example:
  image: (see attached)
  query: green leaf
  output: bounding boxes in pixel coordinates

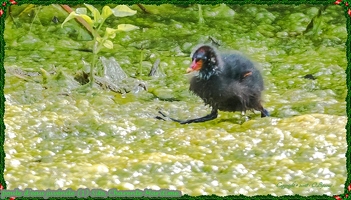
[61,11,78,28]
[103,40,114,49]
[101,5,113,20]
[84,3,101,22]
[77,14,94,27]
[117,24,139,31]
[106,27,117,35]
[112,5,137,17]
[61,11,94,28]
[76,7,87,15]
[96,36,103,43]
[105,27,118,39]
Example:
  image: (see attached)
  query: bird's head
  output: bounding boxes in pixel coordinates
[187,45,222,80]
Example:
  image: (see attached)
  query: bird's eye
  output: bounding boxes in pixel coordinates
[194,58,200,62]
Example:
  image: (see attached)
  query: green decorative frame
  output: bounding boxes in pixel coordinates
[0,0,349,199]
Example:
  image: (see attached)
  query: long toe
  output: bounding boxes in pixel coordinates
[155,116,166,121]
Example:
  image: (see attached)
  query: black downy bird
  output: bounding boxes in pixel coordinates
[158,44,269,124]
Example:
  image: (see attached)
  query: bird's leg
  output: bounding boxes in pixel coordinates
[241,111,250,122]
[180,108,218,124]
[157,109,218,124]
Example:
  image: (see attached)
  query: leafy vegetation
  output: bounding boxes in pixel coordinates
[61,4,139,87]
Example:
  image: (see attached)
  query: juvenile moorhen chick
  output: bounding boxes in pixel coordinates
[159,44,269,124]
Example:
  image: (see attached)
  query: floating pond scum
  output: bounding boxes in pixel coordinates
[0,0,350,199]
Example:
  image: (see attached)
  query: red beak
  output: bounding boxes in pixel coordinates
[187,59,202,73]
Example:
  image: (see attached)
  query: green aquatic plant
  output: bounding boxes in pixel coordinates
[61,4,139,87]
[198,4,204,24]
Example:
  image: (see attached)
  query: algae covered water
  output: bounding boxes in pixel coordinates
[3,4,347,196]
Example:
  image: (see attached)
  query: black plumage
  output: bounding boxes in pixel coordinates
[158,45,269,124]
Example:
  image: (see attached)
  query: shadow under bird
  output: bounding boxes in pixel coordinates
[157,44,269,124]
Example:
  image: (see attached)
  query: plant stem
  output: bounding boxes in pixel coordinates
[29,6,42,32]
[139,48,144,77]
[97,19,105,32]
[90,54,97,87]
[89,40,99,87]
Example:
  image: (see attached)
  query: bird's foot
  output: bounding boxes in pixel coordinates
[155,115,166,121]
[241,111,250,122]
[156,111,184,123]
[156,110,218,124]
[261,109,270,117]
